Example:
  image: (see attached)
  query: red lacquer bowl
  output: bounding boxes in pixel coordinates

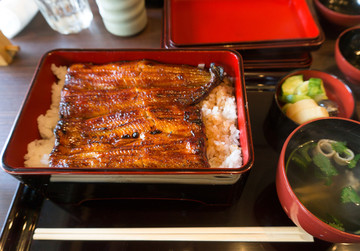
[335,26,360,85]
[276,117,360,243]
[264,69,355,152]
[314,0,360,28]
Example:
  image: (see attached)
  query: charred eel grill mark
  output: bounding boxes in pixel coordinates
[49,60,224,168]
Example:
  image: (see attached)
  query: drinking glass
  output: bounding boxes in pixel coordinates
[34,0,93,34]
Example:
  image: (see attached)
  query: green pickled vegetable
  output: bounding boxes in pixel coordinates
[281,75,304,96]
[280,75,328,104]
[281,94,311,104]
[308,78,328,102]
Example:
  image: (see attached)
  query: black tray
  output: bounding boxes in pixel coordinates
[0,86,336,251]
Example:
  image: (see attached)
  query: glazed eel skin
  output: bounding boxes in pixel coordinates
[49,60,224,168]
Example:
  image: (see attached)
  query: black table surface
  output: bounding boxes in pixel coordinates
[1,1,360,250]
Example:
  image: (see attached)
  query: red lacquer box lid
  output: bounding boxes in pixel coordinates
[163,0,324,52]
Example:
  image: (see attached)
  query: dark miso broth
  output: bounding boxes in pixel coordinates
[286,140,360,235]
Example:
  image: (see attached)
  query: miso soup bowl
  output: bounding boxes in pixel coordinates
[264,69,355,152]
[276,117,360,243]
[335,25,360,85]
[314,0,360,28]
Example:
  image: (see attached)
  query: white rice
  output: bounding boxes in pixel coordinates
[24,64,66,167]
[24,65,242,168]
[200,77,242,168]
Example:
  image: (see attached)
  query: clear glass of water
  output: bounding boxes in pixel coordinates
[34,0,93,34]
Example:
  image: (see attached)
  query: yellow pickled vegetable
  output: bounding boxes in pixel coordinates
[286,99,329,124]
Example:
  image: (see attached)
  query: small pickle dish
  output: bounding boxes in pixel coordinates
[1,49,254,206]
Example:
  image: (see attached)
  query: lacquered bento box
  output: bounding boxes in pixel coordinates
[1,49,254,205]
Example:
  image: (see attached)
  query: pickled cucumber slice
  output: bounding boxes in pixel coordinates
[281,75,304,96]
[308,77,328,101]
[282,94,311,103]
[294,80,309,95]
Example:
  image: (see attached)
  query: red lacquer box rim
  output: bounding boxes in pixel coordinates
[1,49,254,176]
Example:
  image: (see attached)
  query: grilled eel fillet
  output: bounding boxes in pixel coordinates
[49,60,225,168]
